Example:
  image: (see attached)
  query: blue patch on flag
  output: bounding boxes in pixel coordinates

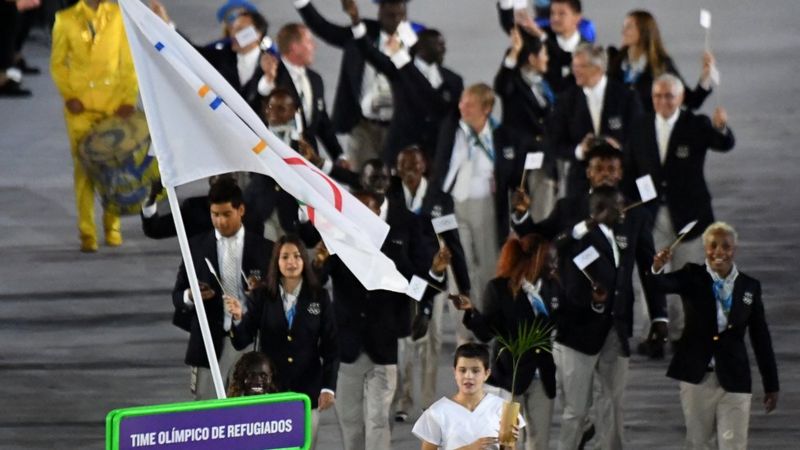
[209,97,223,110]
[155,42,165,51]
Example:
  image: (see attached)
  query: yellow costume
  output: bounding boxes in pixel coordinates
[50,0,138,251]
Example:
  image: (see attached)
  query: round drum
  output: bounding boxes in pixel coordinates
[78,110,161,215]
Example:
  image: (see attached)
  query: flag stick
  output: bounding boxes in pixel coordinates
[167,186,227,399]
[579,268,596,286]
[519,169,528,190]
[623,199,649,212]
[669,232,689,251]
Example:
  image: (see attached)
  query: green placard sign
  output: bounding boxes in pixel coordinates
[106,392,311,450]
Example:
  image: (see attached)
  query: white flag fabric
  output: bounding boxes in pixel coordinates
[120,0,408,293]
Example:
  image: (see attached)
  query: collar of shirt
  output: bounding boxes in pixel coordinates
[379,197,389,222]
[215,225,245,246]
[459,120,493,146]
[402,177,428,212]
[622,53,647,73]
[236,46,262,85]
[413,57,443,88]
[705,261,739,293]
[521,278,543,298]
[582,75,608,102]
[656,107,681,131]
[279,279,304,312]
[379,30,396,54]
[282,57,307,79]
[556,30,581,53]
[520,68,544,87]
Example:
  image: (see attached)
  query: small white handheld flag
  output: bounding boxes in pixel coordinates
[406,275,429,302]
[635,175,657,203]
[233,25,259,48]
[700,9,712,29]
[573,246,600,270]
[396,21,418,48]
[431,214,459,234]
[678,220,699,236]
[524,152,545,170]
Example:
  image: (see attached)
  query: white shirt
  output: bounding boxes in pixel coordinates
[279,280,303,318]
[360,30,397,121]
[706,261,739,334]
[444,120,495,201]
[217,226,246,330]
[572,220,619,267]
[412,393,525,450]
[582,75,607,135]
[379,197,389,222]
[236,46,261,87]
[414,57,443,89]
[403,177,428,213]
[283,58,314,123]
[655,108,680,164]
[556,30,581,53]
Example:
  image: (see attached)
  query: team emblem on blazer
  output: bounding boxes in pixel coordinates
[608,116,623,130]
[615,235,628,250]
[392,239,403,245]
[431,205,443,217]
[316,98,324,111]
[561,65,571,77]
[551,296,559,310]
[743,292,754,305]
[503,146,515,160]
[442,91,452,102]
[676,145,690,159]
[307,302,321,315]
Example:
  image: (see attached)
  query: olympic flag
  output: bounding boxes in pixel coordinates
[119,0,408,294]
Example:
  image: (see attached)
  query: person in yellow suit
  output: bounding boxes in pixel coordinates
[50,0,138,252]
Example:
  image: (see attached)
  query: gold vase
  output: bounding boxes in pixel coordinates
[498,400,521,448]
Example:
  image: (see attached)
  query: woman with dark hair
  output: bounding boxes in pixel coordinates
[227,351,279,397]
[227,234,339,447]
[607,9,713,112]
[453,234,560,450]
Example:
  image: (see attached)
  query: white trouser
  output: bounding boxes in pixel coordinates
[335,352,397,450]
[680,373,751,450]
[192,336,245,400]
[555,330,628,450]
[454,195,499,343]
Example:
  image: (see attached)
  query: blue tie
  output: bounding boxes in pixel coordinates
[539,79,555,105]
[528,292,549,317]
[712,280,732,316]
[286,303,296,328]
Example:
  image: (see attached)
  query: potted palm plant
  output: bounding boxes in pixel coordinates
[495,318,554,448]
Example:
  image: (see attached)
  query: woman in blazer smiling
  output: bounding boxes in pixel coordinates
[228,234,339,447]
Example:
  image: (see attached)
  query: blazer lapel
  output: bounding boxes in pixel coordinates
[726,276,748,328]
[664,110,687,170]
[589,226,615,265]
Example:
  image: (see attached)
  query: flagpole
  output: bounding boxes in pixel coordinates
[166,185,227,399]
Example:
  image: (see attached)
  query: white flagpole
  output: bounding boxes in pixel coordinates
[166,186,227,399]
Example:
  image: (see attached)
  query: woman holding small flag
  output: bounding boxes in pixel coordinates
[650,222,779,449]
[452,233,560,450]
[227,234,339,448]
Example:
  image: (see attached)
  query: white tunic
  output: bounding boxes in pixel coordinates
[412,393,525,450]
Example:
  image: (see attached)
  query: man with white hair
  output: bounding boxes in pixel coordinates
[626,73,735,345]
[551,42,642,197]
[651,222,779,449]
